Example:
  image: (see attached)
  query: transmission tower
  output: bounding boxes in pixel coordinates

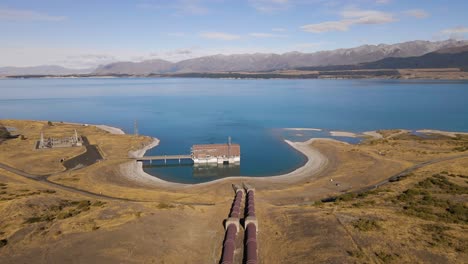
[40,132,44,147]
[134,120,138,136]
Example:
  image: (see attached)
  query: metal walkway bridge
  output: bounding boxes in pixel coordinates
[134,155,192,163]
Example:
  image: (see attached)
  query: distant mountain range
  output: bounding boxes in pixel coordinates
[0,65,92,77]
[93,39,468,75]
[93,59,174,75]
[296,45,468,71]
[1,39,468,77]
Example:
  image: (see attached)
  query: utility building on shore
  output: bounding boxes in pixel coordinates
[37,130,82,149]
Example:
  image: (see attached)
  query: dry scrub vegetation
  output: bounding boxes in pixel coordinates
[308,164,468,263]
[257,130,468,263]
[0,168,135,250]
[0,120,467,263]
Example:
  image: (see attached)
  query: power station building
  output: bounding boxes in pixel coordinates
[191,140,240,164]
[37,130,82,149]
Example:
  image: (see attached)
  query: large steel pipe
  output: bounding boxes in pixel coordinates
[220,224,237,264]
[245,223,258,264]
[220,187,244,264]
[230,191,243,218]
[244,188,258,264]
[246,191,255,217]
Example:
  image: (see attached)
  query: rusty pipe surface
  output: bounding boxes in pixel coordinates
[245,223,258,264]
[220,189,244,264]
[220,224,237,264]
[245,189,258,264]
[246,190,255,217]
[229,191,243,218]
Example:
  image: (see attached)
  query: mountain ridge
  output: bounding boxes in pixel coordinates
[0,65,93,77]
[92,39,468,75]
[2,39,468,77]
[295,45,468,71]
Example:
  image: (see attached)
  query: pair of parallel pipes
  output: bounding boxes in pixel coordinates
[220,184,258,264]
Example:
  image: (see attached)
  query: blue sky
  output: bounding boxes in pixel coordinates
[1,0,467,68]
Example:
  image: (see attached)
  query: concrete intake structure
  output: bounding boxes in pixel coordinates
[220,185,244,264]
[136,137,241,165]
[191,142,240,164]
[244,184,258,264]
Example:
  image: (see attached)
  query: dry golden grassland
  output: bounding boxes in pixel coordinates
[0,168,121,245]
[302,158,468,263]
[0,119,467,263]
[0,120,230,263]
[0,166,229,264]
[256,130,467,263]
[0,120,85,174]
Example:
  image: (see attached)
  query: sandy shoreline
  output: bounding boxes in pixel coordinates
[284,128,322,131]
[363,131,383,139]
[80,115,338,188]
[95,125,125,135]
[103,124,464,188]
[416,129,468,138]
[330,131,358,137]
[117,134,334,189]
[128,138,160,158]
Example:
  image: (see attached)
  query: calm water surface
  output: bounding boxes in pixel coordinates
[1,78,468,183]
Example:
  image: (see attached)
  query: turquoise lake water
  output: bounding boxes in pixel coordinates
[1,78,468,183]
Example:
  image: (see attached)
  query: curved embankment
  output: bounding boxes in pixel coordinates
[95,125,125,135]
[416,129,468,138]
[118,133,333,189]
[115,126,468,189]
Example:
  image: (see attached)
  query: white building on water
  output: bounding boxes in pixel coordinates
[191,138,240,164]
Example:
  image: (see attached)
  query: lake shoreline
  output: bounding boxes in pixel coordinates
[111,126,468,188]
[3,67,468,80]
[96,123,331,188]
[117,136,332,189]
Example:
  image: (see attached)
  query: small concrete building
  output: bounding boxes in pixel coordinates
[191,142,240,164]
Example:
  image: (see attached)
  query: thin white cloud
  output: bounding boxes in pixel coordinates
[0,46,127,68]
[136,3,164,9]
[249,0,290,13]
[302,21,350,33]
[1,44,305,68]
[432,26,468,40]
[144,49,195,62]
[137,0,208,15]
[249,32,287,38]
[177,0,209,15]
[293,42,325,52]
[272,27,286,32]
[301,8,396,33]
[0,7,66,21]
[167,32,186,37]
[58,54,118,68]
[404,9,429,19]
[375,0,391,4]
[199,32,241,40]
[442,26,468,34]
[146,46,292,62]
[341,9,395,24]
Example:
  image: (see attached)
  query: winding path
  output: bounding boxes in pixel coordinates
[0,162,135,202]
[0,137,136,202]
